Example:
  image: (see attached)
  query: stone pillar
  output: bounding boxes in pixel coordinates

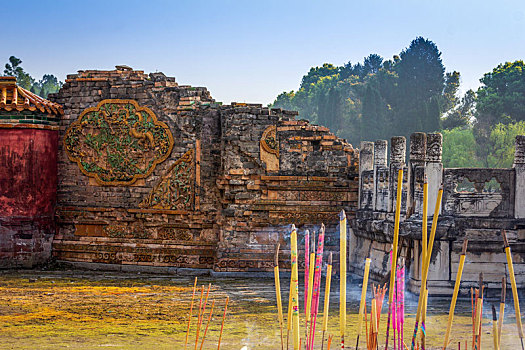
[426,133,443,215]
[409,133,426,215]
[389,136,406,212]
[359,142,374,209]
[514,135,525,218]
[374,140,388,211]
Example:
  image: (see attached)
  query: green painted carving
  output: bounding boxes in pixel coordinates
[139,149,194,210]
[64,99,174,185]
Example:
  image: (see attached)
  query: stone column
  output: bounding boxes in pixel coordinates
[514,135,525,218]
[389,136,406,212]
[359,141,374,209]
[374,140,388,211]
[426,133,443,215]
[409,133,427,215]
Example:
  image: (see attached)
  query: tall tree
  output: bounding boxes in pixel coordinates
[4,56,34,90]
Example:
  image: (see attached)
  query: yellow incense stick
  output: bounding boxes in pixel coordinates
[217,296,229,350]
[389,169,403,304]
[498,277,506,348]
[442,240,468,349]
[321,253,333,350]
[287,277,292,350]
[422,179,428,268]
[274,244,285,350]
[357,258,371,343]
[412,186,443,349]
[502,230,524,343]
[184,277,198,350]
[340,210,347,348]
[291,224,300,350]
[492,305,499,350]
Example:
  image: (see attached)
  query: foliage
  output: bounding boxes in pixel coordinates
[487,121,525,168]
[271,37,460,146]
[441,127,483,168]
[3,56,62,98]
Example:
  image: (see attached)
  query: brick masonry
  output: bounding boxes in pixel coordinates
[47,67,359,272]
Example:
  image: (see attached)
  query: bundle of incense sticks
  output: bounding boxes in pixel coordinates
[182,279,229,350]
[367,284,387,350]
[308,224,326,350]
[386,169,404,350]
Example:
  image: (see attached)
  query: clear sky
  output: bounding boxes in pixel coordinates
[2,0,524,105]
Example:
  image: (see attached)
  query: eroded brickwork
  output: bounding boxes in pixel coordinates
[49,67,359,272]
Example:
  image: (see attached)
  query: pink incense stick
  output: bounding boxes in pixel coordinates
[307,224,325,350]
[304,229,310,316]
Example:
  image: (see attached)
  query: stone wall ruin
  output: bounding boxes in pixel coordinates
[49,67,359,272]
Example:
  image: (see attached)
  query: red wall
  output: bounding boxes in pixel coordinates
[0,128,58,267]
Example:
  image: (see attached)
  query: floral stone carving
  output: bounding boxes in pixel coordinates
[260,125,279,172]
[64,99,174,185]
[139,149,194,210]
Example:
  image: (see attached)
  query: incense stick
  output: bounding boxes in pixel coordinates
[306,230,316,348]
[411,186,443,350]
[309,224,326,350]
[194,285,205,350]
[492,304,498,350]
[340,210,347,349]
[305,229,310,320]
[290,224,301,350]
[497,276,506,348]
[356,257,371,350]
[184,277,198,350]
[274,243,285,350]
[199,300,215,350]
[217,296,229,350]
[321,252,333,350]
[386,169,404,350]
[443,240,468,349]
[502,230,524,350]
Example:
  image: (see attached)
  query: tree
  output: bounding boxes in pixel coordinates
[3,56,62,98]
[394,37,446,136]
[442,89,476,130]
[4,56,34,90]
[442,127,483,168]
[476,60,525,125]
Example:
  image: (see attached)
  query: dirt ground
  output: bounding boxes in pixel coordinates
[0,270,522,349]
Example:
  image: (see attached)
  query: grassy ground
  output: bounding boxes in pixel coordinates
[0,270,522,349]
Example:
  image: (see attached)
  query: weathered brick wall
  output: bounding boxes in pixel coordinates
[49,67,359,272]
[51,68,220,269]
[217,108,358,271]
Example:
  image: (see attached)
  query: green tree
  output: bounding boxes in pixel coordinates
[476,60,525,125]
[442,127,483,168]
[487,121,525,168]
[4,56,34,90]
[3,56,62,98]
[394,37,446,136]
[442,89,476,130]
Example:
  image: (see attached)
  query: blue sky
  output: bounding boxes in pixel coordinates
[2,0,524,104]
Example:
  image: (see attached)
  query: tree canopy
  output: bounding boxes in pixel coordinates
[3,56,62,98]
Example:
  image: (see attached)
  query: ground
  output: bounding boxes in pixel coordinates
[0,270,522,349]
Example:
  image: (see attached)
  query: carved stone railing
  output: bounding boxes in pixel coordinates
[442,168,514,218]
